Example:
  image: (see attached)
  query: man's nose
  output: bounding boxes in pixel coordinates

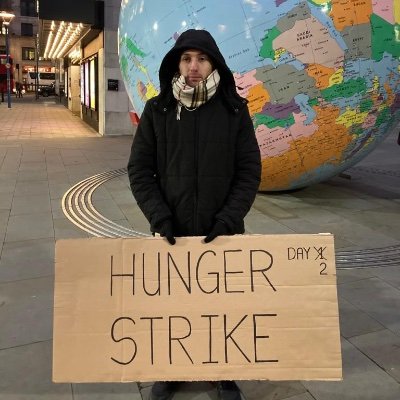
[189,59,198,70]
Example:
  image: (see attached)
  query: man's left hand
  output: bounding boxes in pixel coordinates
[204,220,229,243]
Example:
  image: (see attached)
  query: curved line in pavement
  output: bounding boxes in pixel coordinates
[62,169,400,269]
[62,168,150,238]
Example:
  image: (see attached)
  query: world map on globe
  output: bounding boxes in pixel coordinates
[119,0,400,191]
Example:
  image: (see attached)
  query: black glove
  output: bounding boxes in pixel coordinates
[204,220,229,243]
[159,219,176,245]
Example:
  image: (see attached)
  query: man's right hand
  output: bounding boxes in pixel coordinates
[159,220,176,245]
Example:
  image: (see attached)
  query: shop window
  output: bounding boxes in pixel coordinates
[20,0,37,17]
[22,47,35,61]
[21,23,33,36]
[81,55,98,111]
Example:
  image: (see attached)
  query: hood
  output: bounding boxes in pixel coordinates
[158,29,237,95]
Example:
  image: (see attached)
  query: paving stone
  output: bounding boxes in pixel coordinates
[47,163,69,173]
[111,189,136,204]
[0,171,18,180]
[330,208,400,242]
[0,180,16,194]
[53,218,89,240]
[329,235,356,250]
[93,199,128,221]
[1,152,22,172]
[0,341,72,400]
[349,329,400,383]
[49,182,74,200]
[252,197,295,219]
[14,180,49,196]
[368,266,400,290]
[277,394,315,400]
[17,169,48,182]
[261,193,315,209]
[0,276,54,348]
[303,339,400,400]
[338,298,385,339]
[51,198,65,219]
[322,219,399,248]
[11,193,52,215]
[278,217,328,234]
[120,204,152,234]
[238,380,307,400]
[19,161,47,172]
[140,382,221,400]
[289,207,344,225]
[0,238,54,282]
[387,321,400,336]
[5,212,54,242]
[21,150,46,162]
[338,277,400,329]
[103,178,130,192]
[0,192,14,212]
[244,211,294,234]
[92,186,114,201]
[336,269,375,285]
[72,383,141,400]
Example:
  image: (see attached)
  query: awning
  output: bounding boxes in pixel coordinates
[37,0,103,60]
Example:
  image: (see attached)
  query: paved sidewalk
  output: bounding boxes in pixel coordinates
[0,97,399,400]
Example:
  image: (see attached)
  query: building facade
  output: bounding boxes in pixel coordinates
[38,0,135,136]
[0,0,53,91]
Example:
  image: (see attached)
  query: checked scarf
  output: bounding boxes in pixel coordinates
[172,69,220,120]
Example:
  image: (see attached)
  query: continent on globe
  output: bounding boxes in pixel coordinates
[119,0,400,191]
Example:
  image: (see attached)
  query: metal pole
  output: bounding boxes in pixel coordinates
[5,25,11,108]
[35,35,39,100]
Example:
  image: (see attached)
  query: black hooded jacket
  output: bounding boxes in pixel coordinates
[127,29,261,236]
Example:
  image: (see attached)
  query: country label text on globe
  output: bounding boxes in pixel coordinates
[119,0,400,191]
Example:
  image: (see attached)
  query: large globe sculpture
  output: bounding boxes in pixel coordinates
[119,0,400,191]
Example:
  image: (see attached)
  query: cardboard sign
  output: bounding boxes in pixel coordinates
[53,234,342,382]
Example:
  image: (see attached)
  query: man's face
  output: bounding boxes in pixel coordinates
[179,49,213,87]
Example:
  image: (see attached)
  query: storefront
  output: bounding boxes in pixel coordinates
[80,52,99,130]
[38,0,134,136]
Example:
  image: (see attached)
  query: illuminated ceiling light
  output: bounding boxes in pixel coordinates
[56,24,82,58]
[42,20,89,60]
[52,23,73,58]
[48,21,66,59]
[68,46,82,64]
[43,31,53,59]
[52,23,76,59]
[56,24,83,59]
[44,20,56,57]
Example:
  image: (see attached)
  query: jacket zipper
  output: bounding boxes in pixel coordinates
[193,110,199,234]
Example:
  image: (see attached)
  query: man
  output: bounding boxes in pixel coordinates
[128,29,261,400]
